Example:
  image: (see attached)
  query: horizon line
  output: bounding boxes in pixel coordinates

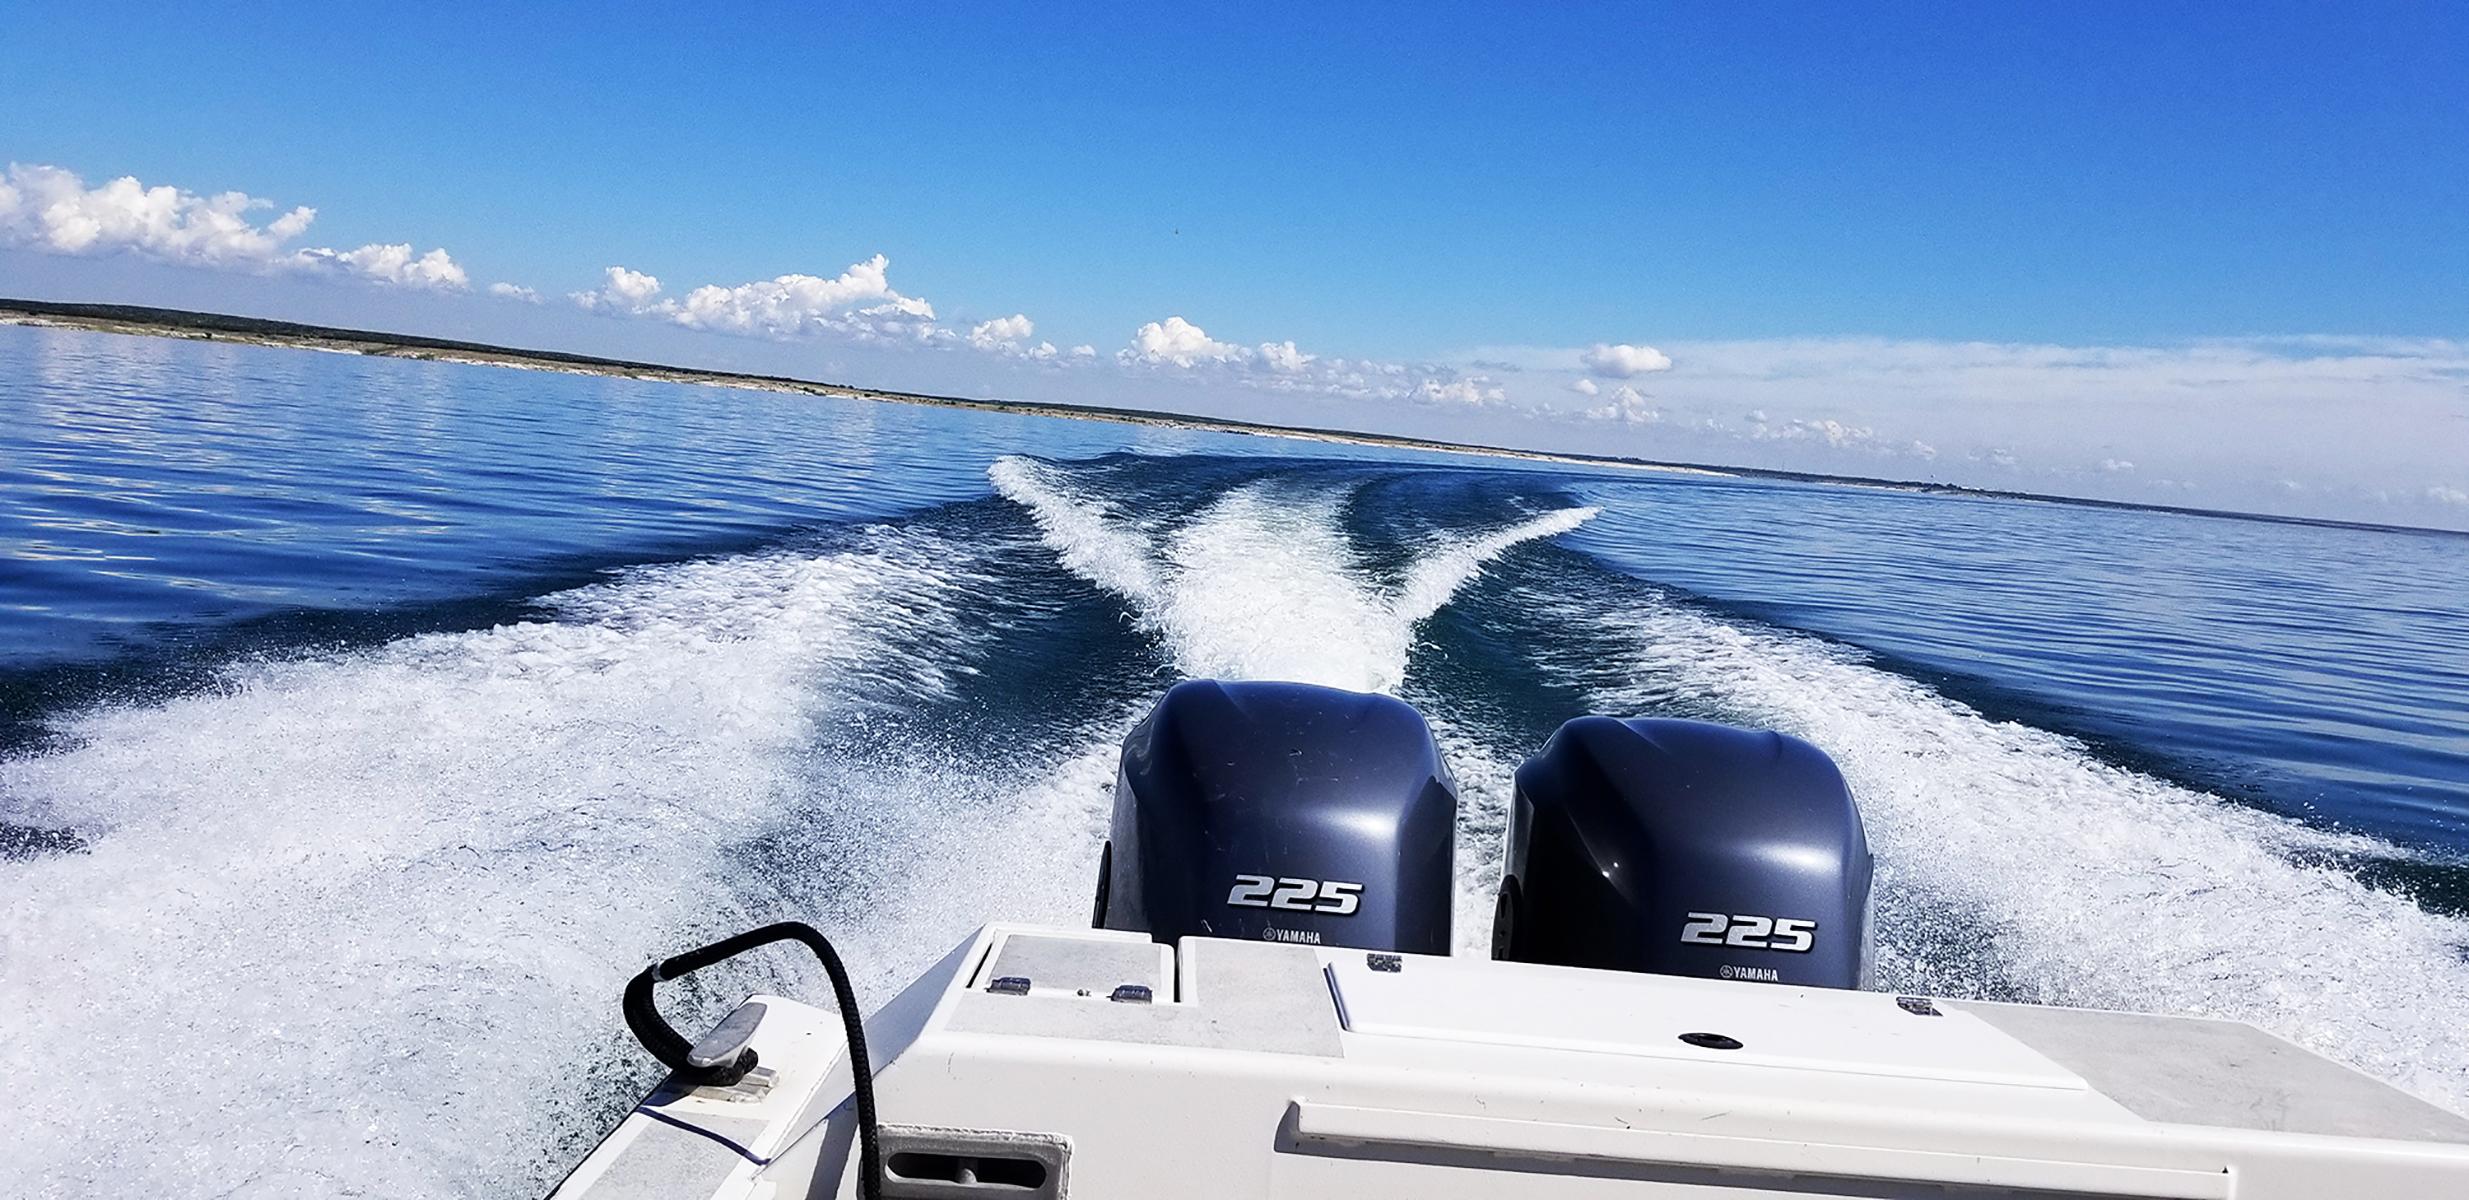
[6,296,2460,542]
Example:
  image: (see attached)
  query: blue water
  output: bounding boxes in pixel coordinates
[4,321,2467,1197]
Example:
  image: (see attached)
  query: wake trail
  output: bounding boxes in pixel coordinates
[1552,583,2469,1114]
[996,455,2469,1114]
[1423,715,1524,956]
[990,455,1597,965]
[0,530,986,1199]
[991,455,1595,693]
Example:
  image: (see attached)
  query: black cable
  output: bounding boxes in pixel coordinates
[622,921,882,1200]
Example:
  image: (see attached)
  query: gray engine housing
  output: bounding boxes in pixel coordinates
[1496,716,1874,988]
[1096,679,1457,955]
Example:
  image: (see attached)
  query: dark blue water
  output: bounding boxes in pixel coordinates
[4,322,2467,1197]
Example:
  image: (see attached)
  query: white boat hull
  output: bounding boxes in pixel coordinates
[555,923,2469,1199]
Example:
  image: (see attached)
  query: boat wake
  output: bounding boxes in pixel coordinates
[989,456,1596,955]
[0,529,1026,1196]
[989,455,1595,692]
[1542,580,2469,1112]
[1,450,2462,1200]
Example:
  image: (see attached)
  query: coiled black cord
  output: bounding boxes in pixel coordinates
[622,921,881,1200]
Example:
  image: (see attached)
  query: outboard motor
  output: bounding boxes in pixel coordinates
[1495,717,1873,988]
[1096,679,1456,955]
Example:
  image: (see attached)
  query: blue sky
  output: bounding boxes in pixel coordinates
[4,2,2465,525]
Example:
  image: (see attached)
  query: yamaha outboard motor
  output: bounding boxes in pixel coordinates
[1096,679,1456,955]
[1495,717,1873,988]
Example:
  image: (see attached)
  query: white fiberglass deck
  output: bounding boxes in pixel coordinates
[554,924,2469,1200]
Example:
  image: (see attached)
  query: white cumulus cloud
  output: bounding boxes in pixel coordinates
[0,162,313,263]
[1116,315,1502,407]
[1122,316,1247,367]
[2100,458,2136,473]
[1741,411,1932,458]
[486,282,540,303]
[1410,377,1499,407]
[1568,377,1600,396]
[574,255,947,346]
[1581,342,1674,378]
[571,265,664,312]
[0,162,466,291]
[301,243,468,290]
[1258,340,1314,373]
[676,255,933,339]
[968,313,1036,352]
[2430,485,2469,507]
[1585,384,1661,425]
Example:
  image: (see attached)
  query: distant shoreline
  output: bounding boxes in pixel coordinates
[4,298,2456,539]
[0,298,1741,481]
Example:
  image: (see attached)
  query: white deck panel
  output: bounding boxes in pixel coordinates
[1329,950,2086,1090]
[553,924,2469,1200]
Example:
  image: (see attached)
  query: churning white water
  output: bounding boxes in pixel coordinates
[5,452,2462,1200]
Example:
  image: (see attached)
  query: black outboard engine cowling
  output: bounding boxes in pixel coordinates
[1097,679,1456,955]
[1497,717,1873,988]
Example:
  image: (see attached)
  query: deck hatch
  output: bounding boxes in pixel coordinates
[1327,952,2085,1089]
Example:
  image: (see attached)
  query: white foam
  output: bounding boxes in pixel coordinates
[0,451,1599,1198]
[992,456,1594,693]
[1565,587,2469,1114]
[1426,715,1521,956]
[985,457,1166,607]
[1393,505,1598,626]
[0,533,983,1198]
[24,445,2447,1200]
[993,456,1599,961]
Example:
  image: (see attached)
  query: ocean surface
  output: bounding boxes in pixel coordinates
[3,321,2467,1197]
